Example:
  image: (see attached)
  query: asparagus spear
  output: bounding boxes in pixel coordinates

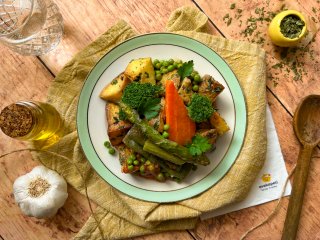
[122,137,188,180]
[143,140,185,165]
[126,124,182,171]
[119,102,210,166]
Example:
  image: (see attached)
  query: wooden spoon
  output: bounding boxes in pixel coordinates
[282,95,320,240]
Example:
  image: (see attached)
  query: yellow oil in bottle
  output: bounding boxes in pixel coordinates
[0,101,63,148]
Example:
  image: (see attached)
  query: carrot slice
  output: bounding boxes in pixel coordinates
[165,80,196,145]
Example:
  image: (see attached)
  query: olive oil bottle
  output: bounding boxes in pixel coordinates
[0,101,63,148]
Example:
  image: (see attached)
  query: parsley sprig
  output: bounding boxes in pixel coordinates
[178,60,194,80]
[138,98,161,120]
[187,135,212,156]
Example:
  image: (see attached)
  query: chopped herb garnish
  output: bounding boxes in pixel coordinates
[230,3,236,9]
[111,79,118,85]
[280,15,305,39]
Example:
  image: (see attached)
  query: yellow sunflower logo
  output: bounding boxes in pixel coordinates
[262,174,271,183]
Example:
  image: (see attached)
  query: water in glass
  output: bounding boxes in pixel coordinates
[0,0,63,55]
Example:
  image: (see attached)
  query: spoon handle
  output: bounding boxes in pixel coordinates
[281,145,314,240]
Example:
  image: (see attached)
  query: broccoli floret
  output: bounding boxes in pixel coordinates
[121,82,162,109]
[187,94,215,122]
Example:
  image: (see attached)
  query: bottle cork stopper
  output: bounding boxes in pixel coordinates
[0,103,34,138]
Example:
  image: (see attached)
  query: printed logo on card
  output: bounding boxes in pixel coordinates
[259,173,278,191]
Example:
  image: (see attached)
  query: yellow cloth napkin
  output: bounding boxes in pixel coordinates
[31,7,267,240]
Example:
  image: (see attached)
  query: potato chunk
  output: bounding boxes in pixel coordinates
[209,111,230,135]
[124,57,155,84]
[199,75,225,103]
[99,73,130,103]
[105,103,132,146]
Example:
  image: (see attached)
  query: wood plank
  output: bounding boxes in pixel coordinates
[0,47,93,239]
[190,90,320,240]
[194,0,320,115]
[39,0,219,76]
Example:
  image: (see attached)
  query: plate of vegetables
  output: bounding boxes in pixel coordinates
[77,33,246,202]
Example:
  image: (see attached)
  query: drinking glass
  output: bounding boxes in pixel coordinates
[0,0,63,55]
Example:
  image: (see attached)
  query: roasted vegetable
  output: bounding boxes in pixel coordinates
[198,75,225,103]
[119,102,210,166]
[124,57,156,84]
[99,73,131,102]
[210,111,230,135]
[160,69,180,89]
[105,103,132,146]
[187,94,215,123]
[197,129,217,145]
[165,80,195,145]
[115,144,134,165]
[178,78,193,104]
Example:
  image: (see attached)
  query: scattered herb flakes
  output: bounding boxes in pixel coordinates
[223,13,232,26]
[312,7,317,14]
[230,3,236,9]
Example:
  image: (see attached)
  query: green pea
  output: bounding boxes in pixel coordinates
[167,65,175,72]
[190,72,196,79]
[156,173,165,182]
[177,63,183,68]
[128,154,136,161]
[148,164,155,172]
[192,85,199,92]
[155,63,161,69]
[108,148,115,155]
[194,74,201,82]
[133,160,140,166]
[127,158,133,165]
[145,160,151,165]
[128,165,134,171]
[153,59,160,65]
[168,59,174,65]
[175,59,182,64]
[104,141,111,148]
[155,70,161,75]
[173,63,178,69]
[140,165,145,173]
[140,157,146,163]
[156,73,162,81]
[161,68,168,74]
[160,60,165,65]
[163,124,170,131]
[163,61,169,67]
[162,131,169,138]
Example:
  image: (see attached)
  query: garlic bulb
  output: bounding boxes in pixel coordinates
[13,166,68,218]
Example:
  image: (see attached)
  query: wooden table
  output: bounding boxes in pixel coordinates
[1,0,319,239]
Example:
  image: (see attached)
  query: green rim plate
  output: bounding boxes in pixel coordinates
[77,33,247,203]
